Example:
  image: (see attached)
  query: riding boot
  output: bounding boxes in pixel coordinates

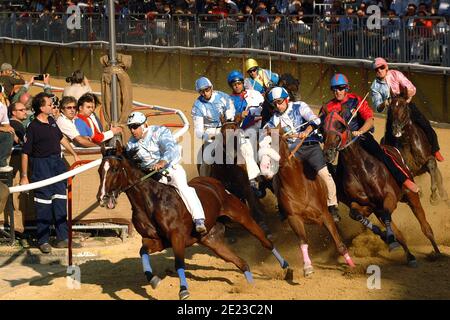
[408,103,441,154]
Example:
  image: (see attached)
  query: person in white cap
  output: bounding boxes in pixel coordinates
[370,57,444,162]
[126,111,207,234]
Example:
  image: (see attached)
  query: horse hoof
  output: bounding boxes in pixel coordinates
[388,241,401,252]
[303,266,314,278]
[179,289,190,300]
[284,268,294,281]
[407,259,418,268]
[150,275,161,289]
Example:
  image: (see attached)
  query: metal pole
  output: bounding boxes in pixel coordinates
[108,0,119,139]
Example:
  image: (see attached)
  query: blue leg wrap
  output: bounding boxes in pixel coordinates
[140,249,153,274]
[272,248,289,269]
[177,268,188,289]
[244,271,254,284]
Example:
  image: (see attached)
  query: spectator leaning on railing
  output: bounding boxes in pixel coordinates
[8,101,28,147]
[0,62,25,101]
[74,93,122,145]
[0,90,14,172]
[56,96,98,148]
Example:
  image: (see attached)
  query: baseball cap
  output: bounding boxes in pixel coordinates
[373,57,388,70]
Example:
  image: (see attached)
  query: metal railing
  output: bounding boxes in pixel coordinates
[0,12,448,66]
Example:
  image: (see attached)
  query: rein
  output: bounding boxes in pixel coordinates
[103,155,165,195]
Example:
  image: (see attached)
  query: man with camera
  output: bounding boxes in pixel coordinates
[0,63,25,100]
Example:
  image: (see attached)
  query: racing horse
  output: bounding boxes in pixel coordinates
[386,87,448,205]
[266,125,355,277]
[97,141,289,300]
[322,111,440,267]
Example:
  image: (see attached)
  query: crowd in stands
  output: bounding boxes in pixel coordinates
[0,0,448,18]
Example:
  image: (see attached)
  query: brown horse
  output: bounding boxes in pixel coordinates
[197,115,273,239]
[268,125,355,277]
[387,89,448,205]
[322,111,440,266]
[96,141,289,300]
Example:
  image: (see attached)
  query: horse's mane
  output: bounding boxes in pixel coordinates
[279,73,299,87]
[105,147,143,171]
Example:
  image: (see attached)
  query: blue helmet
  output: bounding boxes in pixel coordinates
[227,70,244,85]
[267,87,289,103]
[195,77,213,92]
[330,73,349,88]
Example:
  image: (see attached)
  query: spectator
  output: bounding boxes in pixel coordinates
[74,93,122,145]
[0,91,14,172]
[20,92,81,254]
[62,70,92,100]
[90,93,104,132]
[390,0,412,16]
[0,63,25,100]
[56,96,97,148]
[438,0,450,16]
[8,101,27,146]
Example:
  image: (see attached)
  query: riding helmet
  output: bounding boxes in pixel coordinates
[195,77,213,92]
[267,87,289,103]
[245,58,259,72]
[227,70,244,85]
[127,111,147,126]
[330,73,349,89]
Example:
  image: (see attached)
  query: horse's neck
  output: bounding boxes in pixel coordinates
[340,142,366,168]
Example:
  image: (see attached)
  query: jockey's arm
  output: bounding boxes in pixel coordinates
[396,71,416,103]
[352,117,374,137]
[156,126,180,169]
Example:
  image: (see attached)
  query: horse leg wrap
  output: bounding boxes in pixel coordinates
[300,244,312,267]
[272,248,289,269]
[177,268,188,289]
[349,209,386,237]
[140,248,153,274]
[244,271,254,284]
[343,253,355,267]
[380,215,401,251]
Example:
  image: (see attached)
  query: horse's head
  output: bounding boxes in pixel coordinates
[219,113,240,147]
[278,73,300,101]
[389,86,410,138]
[322,111,350,163]
[97,141,130,209]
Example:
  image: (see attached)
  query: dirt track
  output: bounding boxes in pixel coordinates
[1,77,449,300]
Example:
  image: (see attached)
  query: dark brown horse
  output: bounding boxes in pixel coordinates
[322,111,440,266]
[387,88,448,205]
[268,125,355,277]
[197,115,273,239]
[97,141,289,300]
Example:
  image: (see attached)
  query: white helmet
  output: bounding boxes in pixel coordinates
[127,111,147,126]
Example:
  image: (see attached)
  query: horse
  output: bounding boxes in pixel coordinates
[97,141,290,300]
[322,111,440,267]
[267,125,355,277]
[386,87,448,205]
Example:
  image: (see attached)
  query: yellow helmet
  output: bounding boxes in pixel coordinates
[245,58,259,72]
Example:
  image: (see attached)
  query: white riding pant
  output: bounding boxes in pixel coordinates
[163,164,205,221]
[317,166,338,207]
[239,133,261,180]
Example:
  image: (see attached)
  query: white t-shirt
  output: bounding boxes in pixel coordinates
[62,83,92,101]
[0,102,9,125]
[56,113,80,141]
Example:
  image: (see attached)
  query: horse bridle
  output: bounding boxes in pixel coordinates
[391,98,411,132]
[102,155,162,195]
[324,112,360,151]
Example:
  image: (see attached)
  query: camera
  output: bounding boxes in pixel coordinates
[34,74,44,81]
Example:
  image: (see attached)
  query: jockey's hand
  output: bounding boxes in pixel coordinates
[241,110,249,117]
[297,131,309,140]
[406,96,412,104]
[352,130,363,137]
[151,160,167,171]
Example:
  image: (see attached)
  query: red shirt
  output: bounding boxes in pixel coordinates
[76,113,105,144]
[323,92,373,131]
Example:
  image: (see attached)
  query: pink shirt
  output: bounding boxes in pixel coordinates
[386,70,416,98]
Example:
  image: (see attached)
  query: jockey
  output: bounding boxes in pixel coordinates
[243,58,279,95]
[262,86,341,222]
[370,57,444,162]
[126,111,207,235]
[191,77,235,175]
[227,70,265,192]
[323,73,419,193]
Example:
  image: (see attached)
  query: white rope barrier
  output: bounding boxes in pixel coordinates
[9,84,190,194]
[9,159,102,193]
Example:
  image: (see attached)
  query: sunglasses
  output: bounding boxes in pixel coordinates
[375,65,386,71]
[332,85,347,92]
[64,105,77,110]
[231,80,243,85]
[199,87,212,95]
[128,123,141,130]
[272,98,285,105]
[248,67,258,73]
